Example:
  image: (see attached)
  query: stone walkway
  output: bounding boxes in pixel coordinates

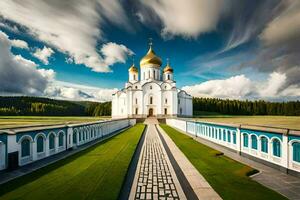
[129,118,186,200]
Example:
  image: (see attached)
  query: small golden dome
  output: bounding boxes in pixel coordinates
[163,59,173,73]
[128,64,138,73]
[140,46,162,68]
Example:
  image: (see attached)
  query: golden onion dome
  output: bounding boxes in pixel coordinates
[128,64,138,73]
[140,46,162,68]
[163,59,173,73]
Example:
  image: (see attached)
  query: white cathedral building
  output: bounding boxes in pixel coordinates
[112,42,193,118]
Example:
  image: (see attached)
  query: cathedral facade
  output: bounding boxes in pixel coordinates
[112,43,193,118]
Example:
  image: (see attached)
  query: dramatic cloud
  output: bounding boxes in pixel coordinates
[231,0,300,90]
[137,0,224,38]
[222,0,282,52]
[0,31,54,95]
[45,81,117,102]
[0,30,116,101]
[260,0,300,46]
[183,72,300,100]
[0,0,132,72]
[11,39,29,49]
[33,46,54,65]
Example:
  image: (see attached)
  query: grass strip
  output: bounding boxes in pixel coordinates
[0,124,145,200]
[160,124,287,200]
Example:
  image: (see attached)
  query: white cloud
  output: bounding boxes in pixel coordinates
[0,0,132,72]
[33,46,54,65]
[0,22,19,33]
[183,72,300,100]
[101,42,134,66]
[11,39,29,49]
[45,81,117,102]
[138,0,224,38]
[0,31,54,95]
[183,75,254,99]
[258,72,286,97]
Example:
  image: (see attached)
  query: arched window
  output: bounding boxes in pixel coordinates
[251,135,258,150]
[150,86,152,90]
[37,136,44,153]
[73,131,77,144]
[135,86,138,89]
[49,134,55,150]
[164,108,167,115]
[135,98,138,104]
[58,132,64,147]
[133,74,136,80]
[243,134,249,147]
[227,131,231,143]
[167,74,170,80]
[135,108,138,115]
[233,132,236,144]
[223,130,226,141]
[292,142,300,162]
[218,130,222,140]
[21,138,30,157]
[150,96,153,104]
[165,98,167,104]
[79,132,82,141]
[272,139,281,157]
[261,136,268,153]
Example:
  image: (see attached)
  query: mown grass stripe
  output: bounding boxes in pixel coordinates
[0,124,145,200]
[160,124,287,200]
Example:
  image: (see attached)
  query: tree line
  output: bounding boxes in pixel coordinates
[193,97,300,116]
[1,96,299,117]
[0,96,111,116]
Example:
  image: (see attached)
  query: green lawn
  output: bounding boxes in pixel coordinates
[194,115,300,130]
[0,116,110,129]
[160,124,287,200]
[0,124,145,200]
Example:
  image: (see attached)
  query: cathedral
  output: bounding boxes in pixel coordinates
[112,41,193,118]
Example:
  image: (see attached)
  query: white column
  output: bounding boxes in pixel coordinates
[282,134,289,169]
[236,127,241,154]
[55,135,59,153]
[32,141,37,161]
[67,127,73,149]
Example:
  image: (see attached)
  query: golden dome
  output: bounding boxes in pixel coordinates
[140,46,162,68]
[128,64,138,73]
[163,59,173,73]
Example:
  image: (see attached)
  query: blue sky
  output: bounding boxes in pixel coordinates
[0,0,299,101]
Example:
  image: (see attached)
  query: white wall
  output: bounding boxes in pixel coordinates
[166,118,300,174]
[3,119,136,170]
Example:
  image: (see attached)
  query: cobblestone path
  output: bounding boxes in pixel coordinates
[129,118,185,200]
